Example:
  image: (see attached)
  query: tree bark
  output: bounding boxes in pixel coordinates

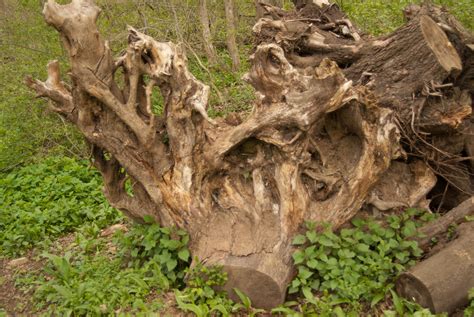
[413,197,474,251]
[396,221,474,314]
[224,0,241,72]
[199,0,217,65]
[255,0,265,20]
[25,0,474,309]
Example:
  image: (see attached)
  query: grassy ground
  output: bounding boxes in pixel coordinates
[337,0,473,35]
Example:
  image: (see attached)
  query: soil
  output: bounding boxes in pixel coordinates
[0,251,43,316]
[0,226,187,316]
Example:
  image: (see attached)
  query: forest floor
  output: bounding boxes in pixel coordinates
[0,226,185,316]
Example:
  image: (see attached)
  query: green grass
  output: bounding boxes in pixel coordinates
[0,157,121,257]
[18,221,191,316]
[0,2,85,171]
[337,0,473,35]
[18,220,266,316]
[3,157,468,315]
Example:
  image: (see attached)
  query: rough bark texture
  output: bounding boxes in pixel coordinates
[413,197,474,251]
[255,1,265,20]
[199,0,217,64]
[396,221,474,314]
[26,0,474,308]
[224,0,241,72]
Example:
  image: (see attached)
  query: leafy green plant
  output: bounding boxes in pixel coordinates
[18,219,193,315]
[174,261,265,316]
[383,289,437,317]
[30,249,168,315]
[0,157,121,257]
[232,288,265,317]
[114,217,191,286]
[465,288,474,317]
[175,261,235,316]
[287,208,435,314]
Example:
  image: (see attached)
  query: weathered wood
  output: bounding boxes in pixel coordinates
[24,0,474,308]
[345,15,463,121]
[254,1,474,199]
[414,197,474,250]
[368,161,436,211]
[396,221,474,314]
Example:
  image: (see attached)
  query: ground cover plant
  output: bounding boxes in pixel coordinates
[11,208,462,316]
[18,222,190,315]
[2,169,472,315]
[466,288,474,317]
[0,157,121,257]
[274,210,438,316]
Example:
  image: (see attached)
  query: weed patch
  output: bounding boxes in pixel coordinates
[279,209,437,315]
[0,157,121,257]
[17,219,191,315]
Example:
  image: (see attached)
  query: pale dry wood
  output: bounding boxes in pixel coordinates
[26,0,474,309]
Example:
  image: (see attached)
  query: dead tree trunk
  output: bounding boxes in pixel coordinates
[224,0,241,72]
[255,1,474,209]
[255,1,265,20]
[26,0,473,308]
[199,0,217,65]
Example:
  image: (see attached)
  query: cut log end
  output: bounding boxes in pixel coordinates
[420,15,462,74]
[222,265,286,309]
[197,247,294,309]
[396,273,435,311]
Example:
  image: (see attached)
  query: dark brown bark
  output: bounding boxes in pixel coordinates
[396,221,474,314]
[255,0,266,20]
[25,0,474,308]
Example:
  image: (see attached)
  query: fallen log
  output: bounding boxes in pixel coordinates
[414,196,474,251]
[396,221,474,314]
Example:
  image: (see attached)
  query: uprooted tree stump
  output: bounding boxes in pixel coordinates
[26,0,474,308]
